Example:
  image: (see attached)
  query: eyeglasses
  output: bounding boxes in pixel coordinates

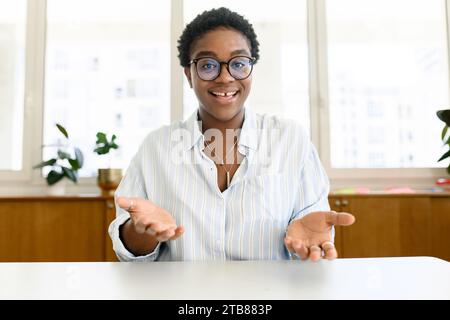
[189,56,256,81]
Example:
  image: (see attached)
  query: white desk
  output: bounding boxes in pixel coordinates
[0,257,449,300]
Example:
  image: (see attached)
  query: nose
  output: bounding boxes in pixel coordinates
[215,63,235,83]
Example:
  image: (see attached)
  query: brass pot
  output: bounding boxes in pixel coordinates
[97,168,122,196]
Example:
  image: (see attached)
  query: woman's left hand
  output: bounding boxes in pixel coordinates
[284,211,355,261]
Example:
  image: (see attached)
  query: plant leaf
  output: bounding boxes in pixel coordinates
[62,167,77,183]
[438,149,450,162]
[96,132,107,144]
[94,146,109,155]
[94,132,119,154]
[442,125,448,141]
[68,159,79,170]
[33,158,57,169]
[57,150,71,160]
[74,147,84,168]
[56,123,69,139]
[47,170,64,185]
[437,110,450,126]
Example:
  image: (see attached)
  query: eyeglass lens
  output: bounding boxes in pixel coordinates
[196,57,253,80]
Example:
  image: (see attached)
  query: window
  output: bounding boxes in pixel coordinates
[1,0,449,193]
[0,0,26,170]
[44,0,171,177]
[183,0,310,135]
[326,0,449,169]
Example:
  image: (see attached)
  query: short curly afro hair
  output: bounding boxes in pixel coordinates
[177,7,260,67]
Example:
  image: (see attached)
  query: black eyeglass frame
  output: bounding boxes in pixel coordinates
[188,55,256,81]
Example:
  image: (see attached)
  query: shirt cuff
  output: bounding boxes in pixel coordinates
[109,213,163,262]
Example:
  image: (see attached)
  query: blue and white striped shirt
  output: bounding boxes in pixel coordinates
[109,107,330,261]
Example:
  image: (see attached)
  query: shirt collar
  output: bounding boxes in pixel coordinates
[184,107,258,151]
[184,110,203,151]
[238,107,258,150]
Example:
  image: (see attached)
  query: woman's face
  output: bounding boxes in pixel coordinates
[185,27,253,122]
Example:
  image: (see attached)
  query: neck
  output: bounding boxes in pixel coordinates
[198,108,245,136]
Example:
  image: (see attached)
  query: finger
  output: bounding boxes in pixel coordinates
[169,226,185,240]
[327,211,355,227]
[156,228,176,242]
[309,245,322,262]
[116,196,140,212]
[156,232,171,242]
[321,241,338,260]
[117,196,158,215]
[146,224,175,237]
[142,222,164,235]
[145,226,156,236]
[163,228,176,238]
[133,215,156,234]
[133,218,147,234]
[157,224,177,234]
[149,222,162,233]
[284,237,294,253]
[292,240,309,260]
[150,222,176,234]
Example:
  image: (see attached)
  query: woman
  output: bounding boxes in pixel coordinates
[109,7,355,262]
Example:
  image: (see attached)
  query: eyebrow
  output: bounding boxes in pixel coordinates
[193,49,251,59]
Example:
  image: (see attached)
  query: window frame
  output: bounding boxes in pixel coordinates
[0,0,46,184]
[310,0,450,190]
[0,0,448,194]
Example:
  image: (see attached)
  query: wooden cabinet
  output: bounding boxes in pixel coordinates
[1,194,449,262]
[0,196,118,262]
[105,199,118,262]
[430,198,450,261]
[329,194,450,261]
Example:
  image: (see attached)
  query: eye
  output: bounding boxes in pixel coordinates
[198,59,218,71]
[232,62,245,68]
[201,63,216,70]
[231,58,250,69]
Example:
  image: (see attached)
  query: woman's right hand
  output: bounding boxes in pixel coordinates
[116,196,184,242]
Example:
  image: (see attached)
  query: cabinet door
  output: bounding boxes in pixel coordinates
[430,197,450,261]
[105,199,118,261]
[0,200,105,262]
[340,196,431,258]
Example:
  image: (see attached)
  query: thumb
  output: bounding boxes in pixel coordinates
[116,196,140,211]
[327,211,356,226]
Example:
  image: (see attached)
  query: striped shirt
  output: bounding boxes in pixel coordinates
[108,107,331,262]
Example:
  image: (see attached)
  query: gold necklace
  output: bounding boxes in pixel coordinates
[204,137,239,188]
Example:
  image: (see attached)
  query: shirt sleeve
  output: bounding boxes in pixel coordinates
[108,144,164,262]
[288,139,334,246]
[290,141,331,221]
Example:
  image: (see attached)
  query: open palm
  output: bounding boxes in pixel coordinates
[284,211,355,261]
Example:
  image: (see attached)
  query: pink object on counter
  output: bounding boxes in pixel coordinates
[355,187,371,194]
[384,187,416,194]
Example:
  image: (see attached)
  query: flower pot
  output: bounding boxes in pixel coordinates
[97,168,122,196]
[47,179,67,196]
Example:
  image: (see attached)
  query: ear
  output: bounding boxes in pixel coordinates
[184,67,193,88]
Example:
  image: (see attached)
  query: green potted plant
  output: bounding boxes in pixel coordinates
[94,132,122,196]
[33,123,84,195]
[437,109,450,172]
[436,109,450,190]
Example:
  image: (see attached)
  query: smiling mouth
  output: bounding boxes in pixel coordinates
[209,90,238,97]
[208,90,239,102]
